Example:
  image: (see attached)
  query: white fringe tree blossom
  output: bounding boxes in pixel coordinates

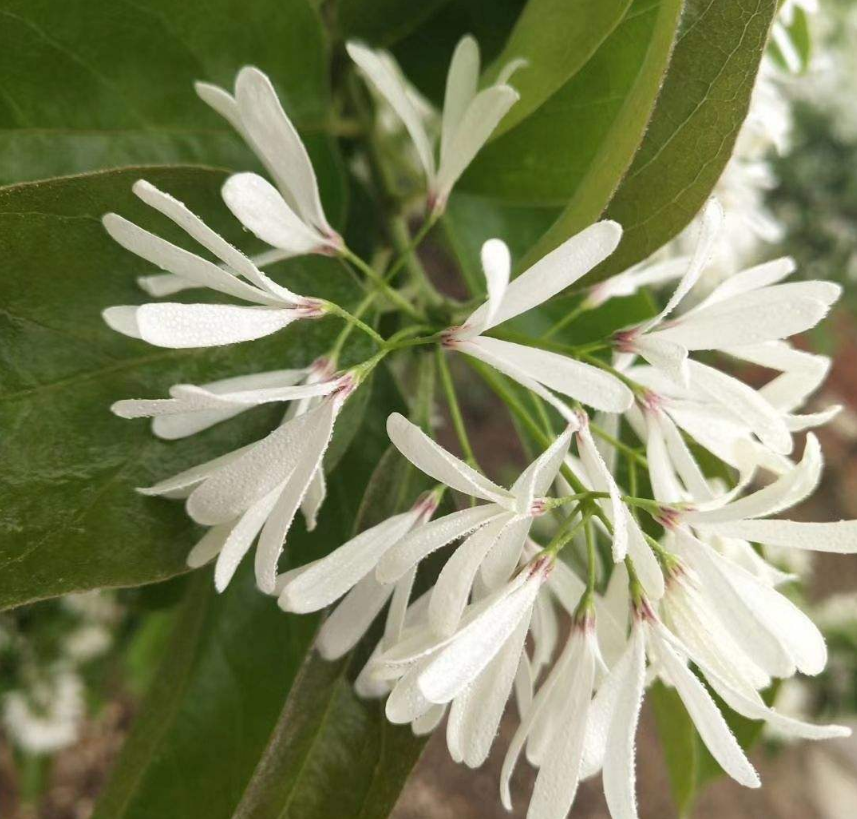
[90,26,857,819]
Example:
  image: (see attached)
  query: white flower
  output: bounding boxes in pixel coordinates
[138,370,355,593]
[616,202,840,454]
[196,67,343,256]
[443,228,633,416]
[373,556,553,768]
[102,180,324,349]
[2,671,85,754]
[585,255,689,310]
[347,36,523,213]
[276,490,441,660]
[501,614,602,818]
[111,358,338,441]
[375,413,574,636]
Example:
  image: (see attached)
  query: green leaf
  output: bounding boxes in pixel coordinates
[463,0,681,206]
[337,0,453,47]
[651,680,699,817]
[0,166,357,611]
[231,651,427,819]
[576,0,779,283]
[485,0,633,138]
[391,0,528,104]
[0,0,335,185]
[92,567,314,819]
[93,368,399,819]
[230,364,435,819]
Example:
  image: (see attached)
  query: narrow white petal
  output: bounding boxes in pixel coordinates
[480,516,531,590]
[589,256,689,306]
[665,399,754,469]
[684,434,822,524]
[706,671,851,740]
[133,181,297,299]
[512,424,576,510]
[102,306,142,339]
[152,406,247,440]
[279,510,418,612]
[675,529,826,675]
[316,573,393,660]
[785,405,841,431]
[527,634,596,819]
[412,704,446,735]
[501,633,580,810]
[134,303,296,348]
[639,199,723,333]
[373,573,530,678]
[214,486,282,591]
[429,515,510,638]
[633,335,689,387]
[435,85,519,201]
[383,566,418,650]
[578,421,628,561]
[546,559,585,614]
[480,221,622,329]
[457,239,511,340]
[376,504,503,583]
[222,173,323,254]
[234,67,332,232]
[386,413,512,503]
[417,571,542,704]
[346,42,435,181]
[647,623,760,788]
[186,523,232,568]
[658,411,715,502]
[138,443,254,497]
[440,35,480,164]
[603,626,647,819]
[700,518,857,553]
[626,511,665,599]
[103,213,278,305]
[687,359,792,455]
[461,337,633,412]
[386,656,436,724]
[458,618,530,768]
[195,80,244,132]
[652,289,832,350]
[137,272,197,297]
[185,406,322,525]
[688,256,794,313]
[645,412,685,504]
[301,468,326,531]
[254,402,337,593]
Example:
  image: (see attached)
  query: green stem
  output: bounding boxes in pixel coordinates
[341,248,425,321]
[385,214,440,289]
[590,422,647,467]
[436,347,477,467]
[585,518,597,594]
[329,291,382,361]
[545,509,587,555]
[323,299,384,349]
[543,299,591,340]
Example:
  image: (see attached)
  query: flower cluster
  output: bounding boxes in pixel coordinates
[102,35,856,819]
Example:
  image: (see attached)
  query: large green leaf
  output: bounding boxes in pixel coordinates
[91,380,396,819]
[336,0,453,46]
[391,0,527,104]
[485,0,633,138]
[575,0,779,282]
[0,0,335,185]
[232,359,437,819]
[464,0,683,246]
[0,166,359,610]
[651,681,699,817]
